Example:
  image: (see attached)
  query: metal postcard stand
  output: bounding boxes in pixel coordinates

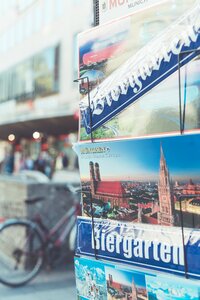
[178,48,200,134]
[178,48,200,279]
[74,77,98,260]
[75,48,200,274]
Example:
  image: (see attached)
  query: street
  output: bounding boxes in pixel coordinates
[0,264,76,300]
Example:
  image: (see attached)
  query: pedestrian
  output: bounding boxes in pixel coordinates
[3,150,14,174]
[62,153,69,169]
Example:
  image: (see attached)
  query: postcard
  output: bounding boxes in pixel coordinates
[76,216,200,279]
[78,1,200,134]
[75,133,200,229]
[74,256,200,299]
[79,55,200,141]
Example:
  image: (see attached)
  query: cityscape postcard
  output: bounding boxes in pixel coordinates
[75,133,200,229]
[74,257,200,300]
[105,266,147,300]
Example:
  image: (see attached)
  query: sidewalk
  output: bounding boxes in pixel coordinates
[0,264,76,300]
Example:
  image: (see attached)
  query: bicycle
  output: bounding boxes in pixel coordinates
[0,184,80,287]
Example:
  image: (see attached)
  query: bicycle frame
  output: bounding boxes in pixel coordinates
[0,201,80,287]
[35,205,79,248]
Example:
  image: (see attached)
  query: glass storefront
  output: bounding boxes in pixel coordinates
[0,44,60,103]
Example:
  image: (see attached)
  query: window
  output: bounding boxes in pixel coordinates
[15,19,24,44]
[73,33,78,80]
[0,36,3,54]
[10,27,15,48]
[9,70,16,100]
[54,44,60,91]
[24,60,34,96]
[2,33,6,53]
[15,60,34,100]
[17,0,35,12]
[55,0,63,17]
[0,44,60,102]
[1,0,8,15]
[34,5,42,32]
[0,75,4,102]
[34,45,60,96]
[44,0,54,25]
[25,12,33,38]
[2,72,9,101]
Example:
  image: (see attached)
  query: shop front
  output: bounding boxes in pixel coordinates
[0,115,78,176]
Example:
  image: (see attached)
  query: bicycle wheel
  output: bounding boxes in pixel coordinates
[0,220,45,287]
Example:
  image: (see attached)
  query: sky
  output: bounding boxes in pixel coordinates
[75,258,106,285]
[146,275,199,298]
[76,133,200,182]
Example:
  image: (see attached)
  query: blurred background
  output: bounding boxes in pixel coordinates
[0,1,94,298]
[0,0,93,180]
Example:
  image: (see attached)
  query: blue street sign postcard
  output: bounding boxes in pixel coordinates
[79,53,200,142]
[74,256,200,300]
[76,217,200,279]
[78,1,200,135]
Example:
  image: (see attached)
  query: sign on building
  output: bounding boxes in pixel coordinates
[98,0,163,24]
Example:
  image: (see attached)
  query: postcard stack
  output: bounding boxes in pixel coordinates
[74,0,200,299]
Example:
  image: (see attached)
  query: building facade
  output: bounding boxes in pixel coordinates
[0,0,93,171]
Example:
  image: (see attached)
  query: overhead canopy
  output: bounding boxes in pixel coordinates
[0,115,78,140]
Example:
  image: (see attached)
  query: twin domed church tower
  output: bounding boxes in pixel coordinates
[89,162,101,195]
[89,161,129,208]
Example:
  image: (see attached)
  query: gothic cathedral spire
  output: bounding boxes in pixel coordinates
[131,277,138,300]
[158,144,175,226]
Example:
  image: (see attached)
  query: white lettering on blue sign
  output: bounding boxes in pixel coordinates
[91,229,184,265]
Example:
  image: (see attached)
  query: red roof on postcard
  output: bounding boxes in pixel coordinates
[96,181,125,196]
[143,215,158,225]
